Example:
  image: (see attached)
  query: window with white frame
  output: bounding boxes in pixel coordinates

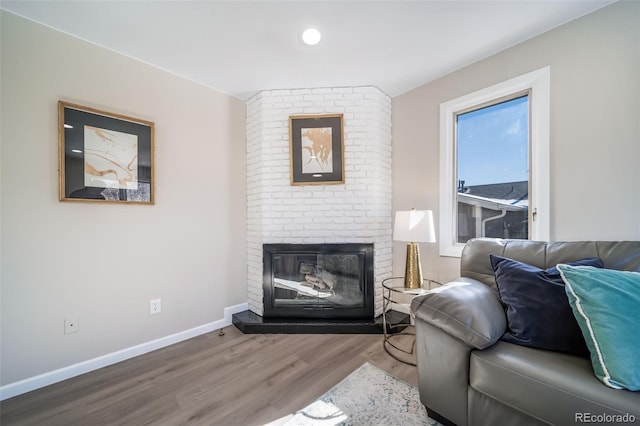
[439,67,550,257]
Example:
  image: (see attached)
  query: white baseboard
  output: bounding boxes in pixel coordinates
[0,302,249,401]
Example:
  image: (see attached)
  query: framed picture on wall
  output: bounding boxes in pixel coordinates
[289,114,344,185]
[58,101,155,204]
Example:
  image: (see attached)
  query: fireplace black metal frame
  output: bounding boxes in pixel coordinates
[263,243,374,319]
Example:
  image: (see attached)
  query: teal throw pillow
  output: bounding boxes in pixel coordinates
[558,265,640,391]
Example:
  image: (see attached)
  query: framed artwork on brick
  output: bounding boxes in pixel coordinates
[289,114,344,185]
[58,101,155,204]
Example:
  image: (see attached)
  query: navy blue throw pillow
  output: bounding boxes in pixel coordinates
[490,255,603,357]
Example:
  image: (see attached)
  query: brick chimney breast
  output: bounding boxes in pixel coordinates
[246,87,392,317]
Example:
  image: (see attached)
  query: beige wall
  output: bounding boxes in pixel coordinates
[0,11,247,385]
[392,1,640,283]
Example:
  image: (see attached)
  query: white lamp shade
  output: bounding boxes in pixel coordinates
[393,210,436,243]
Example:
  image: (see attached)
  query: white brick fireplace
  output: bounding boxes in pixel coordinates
[246,86,392,317]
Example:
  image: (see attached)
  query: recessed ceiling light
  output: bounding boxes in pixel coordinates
[302,28,321,46]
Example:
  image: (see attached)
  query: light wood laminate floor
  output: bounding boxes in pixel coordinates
[0,326,418,426]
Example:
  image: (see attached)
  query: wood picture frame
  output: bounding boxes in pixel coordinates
[58,101,155,204]
[289,114,344,185]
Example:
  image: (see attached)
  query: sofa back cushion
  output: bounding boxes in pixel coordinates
[461,239,640,291]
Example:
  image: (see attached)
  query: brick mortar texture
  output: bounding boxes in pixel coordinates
[246,86,392,317]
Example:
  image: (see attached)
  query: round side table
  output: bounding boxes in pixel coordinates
[382,277,440,366]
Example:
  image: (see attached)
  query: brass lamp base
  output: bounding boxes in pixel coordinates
[404,242,423,289]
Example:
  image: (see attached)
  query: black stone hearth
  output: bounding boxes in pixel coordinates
[232,310,410,334]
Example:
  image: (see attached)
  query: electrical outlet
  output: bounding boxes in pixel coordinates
[65,317,79,334]
[149,299,161,315]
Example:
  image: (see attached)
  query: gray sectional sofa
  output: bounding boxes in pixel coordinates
[411,238,640,426]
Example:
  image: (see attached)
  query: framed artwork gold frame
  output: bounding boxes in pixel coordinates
[289,114,344,185]
[58,101,155,204]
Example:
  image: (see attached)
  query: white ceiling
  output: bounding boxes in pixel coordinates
[1,0,616,100]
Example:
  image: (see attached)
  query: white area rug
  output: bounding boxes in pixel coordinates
[282,362,440,426]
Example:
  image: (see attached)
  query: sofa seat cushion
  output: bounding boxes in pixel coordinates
[469,342,640,425]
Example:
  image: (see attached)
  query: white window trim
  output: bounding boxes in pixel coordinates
[439,66,550,257]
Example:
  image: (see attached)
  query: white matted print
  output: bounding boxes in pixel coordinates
[84,125,139,190]
[301,127,334,175]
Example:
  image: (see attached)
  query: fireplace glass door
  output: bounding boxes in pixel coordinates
[263,244,374,319]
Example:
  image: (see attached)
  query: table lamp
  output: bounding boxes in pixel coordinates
[394,209,436,288]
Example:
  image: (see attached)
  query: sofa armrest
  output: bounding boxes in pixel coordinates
[410,277,506,349]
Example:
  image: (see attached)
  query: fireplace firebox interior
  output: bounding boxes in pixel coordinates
[263,243,374,319]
